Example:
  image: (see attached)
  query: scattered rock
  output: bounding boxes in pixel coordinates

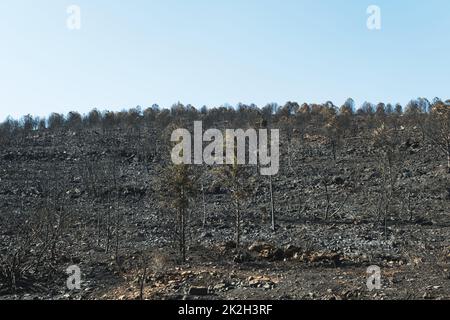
[333,176,345,185]
[188,287,209,296]
[233,251,253,263]
[213,282,230,292]
[247,276,276,289]
[201,232,213,239]
[248,242,297,261]
[219,241,237,252]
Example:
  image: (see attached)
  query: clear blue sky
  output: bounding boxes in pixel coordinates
[1,0,449,121]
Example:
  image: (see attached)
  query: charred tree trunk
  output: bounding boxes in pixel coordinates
[235,200,241,249]
[324,181,330,220]
[201,183,207,228]
[139,264,147,300]
[181,207,186,262]
[447,143,450,173]
[269,175,275,231]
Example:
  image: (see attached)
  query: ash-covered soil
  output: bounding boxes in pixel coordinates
[0,125,449,300]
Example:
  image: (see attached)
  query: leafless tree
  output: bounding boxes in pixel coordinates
[372,124,403,238]
[423,101,450,172]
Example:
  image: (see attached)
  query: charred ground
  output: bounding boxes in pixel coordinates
[0,101,449,300]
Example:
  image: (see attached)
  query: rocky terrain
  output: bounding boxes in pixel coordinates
[0,116,449,300]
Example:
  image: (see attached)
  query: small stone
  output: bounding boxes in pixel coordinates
[188,287,209,296]
[213,283,227,291]
[263,283,272,290]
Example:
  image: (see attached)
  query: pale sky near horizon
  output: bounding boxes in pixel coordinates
[0,0,449,121]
